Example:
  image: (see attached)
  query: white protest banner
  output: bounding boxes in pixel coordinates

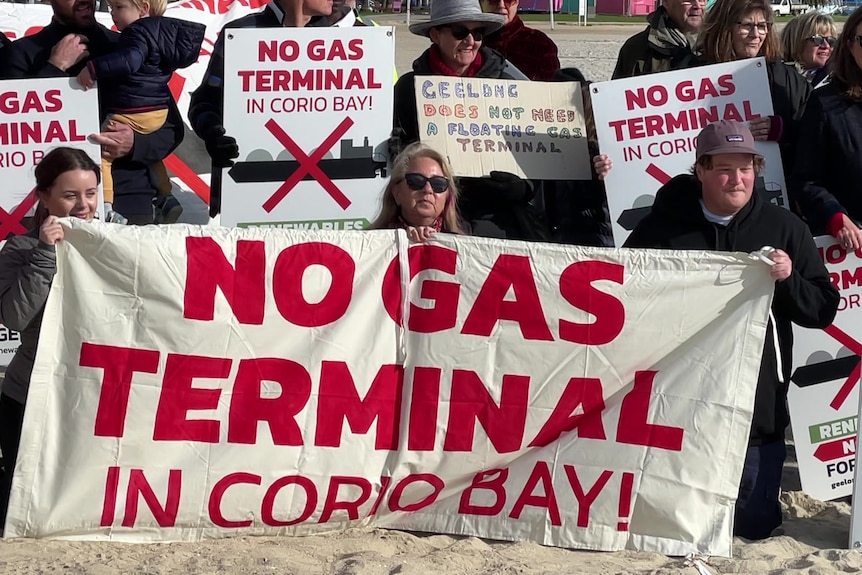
[788,236,862,501]
[591,59,788,246]
[0,0,265,204]
[416,76,591,179]
[8,221,775,557]
[221,27,394,230]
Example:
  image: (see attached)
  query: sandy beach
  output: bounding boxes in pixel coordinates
[1,15,860,575]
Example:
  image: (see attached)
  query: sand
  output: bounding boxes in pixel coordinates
[2,16,859,575]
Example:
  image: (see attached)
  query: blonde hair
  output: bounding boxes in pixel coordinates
[697,0,781,63]
[129,0,166,16]
[781,11,837,63]
[368,142,466,234]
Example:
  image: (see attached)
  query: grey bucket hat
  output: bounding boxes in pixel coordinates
[408,0,506,37]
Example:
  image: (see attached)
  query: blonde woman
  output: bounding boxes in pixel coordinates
[369,142,468,242]
[782,11,837,86]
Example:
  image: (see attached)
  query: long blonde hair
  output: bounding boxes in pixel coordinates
[368,142,466,234]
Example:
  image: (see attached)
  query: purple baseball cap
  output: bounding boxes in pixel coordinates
[696,120,761,160]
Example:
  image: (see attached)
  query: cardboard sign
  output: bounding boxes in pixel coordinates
[8,221,776,558]
[416,76,591,180]
[221,27,395,230]
[788,236,862,501]
[0,78,102,237]
[591,59,789,246]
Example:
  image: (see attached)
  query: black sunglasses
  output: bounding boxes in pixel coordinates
[809,35,837,47]
[442,24,487,41]
[404,173,450,193]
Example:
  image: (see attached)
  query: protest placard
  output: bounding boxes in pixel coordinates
[416,76,591,179]
[8,222,776,557]
[788,237,862,502]
[590,59,788,246]
[221,28,394,229]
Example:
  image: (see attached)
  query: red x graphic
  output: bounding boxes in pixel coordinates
[646,163,672,185]
[262,117,354,213]
[826,324,862,411]
[0,189,38,241]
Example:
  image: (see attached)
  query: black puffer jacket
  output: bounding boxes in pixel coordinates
[764,59,810,178]
[87,17,205,112]
[392,47,549,242]
[625,175,838,445]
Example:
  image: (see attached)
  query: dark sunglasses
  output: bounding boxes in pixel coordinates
[484,0,517,5]
[809,35,837,47]
[404,173,450,193]
[442,24,487,41]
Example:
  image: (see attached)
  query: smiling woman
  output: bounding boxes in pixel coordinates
[0,147,100,535]
[695,0,810,180]
[781,11,837,86]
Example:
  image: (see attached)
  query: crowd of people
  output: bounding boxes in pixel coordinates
[0,0,858,543]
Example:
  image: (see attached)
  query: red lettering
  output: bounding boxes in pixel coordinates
[273,243,354,327]
[616,370,684,451]
[83,343,160,438]
[382,245,460,332]
[314,362,404,449]
[369,476,392,516]
[100,466,121,527]
[528,377,606,447]
[184,237,266,325]
[564,465,612,528]
[122,469,182,527]
[209,472,262,528]
[461,255,553,341]
[388,474,444,512]
[509,461,561,526]
[262,475,317,526]
[559,261,625,345]
[407,367,442,450]
[153,354,231,443]
[443,370,529,453]
[228,358,312,445]
[458,469,508,516]
[319,476,373,522]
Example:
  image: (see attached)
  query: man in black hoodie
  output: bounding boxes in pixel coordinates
[0,0,184,224]
[625,121,839,540]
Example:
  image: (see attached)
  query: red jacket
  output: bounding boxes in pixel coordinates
[482,15,559,81]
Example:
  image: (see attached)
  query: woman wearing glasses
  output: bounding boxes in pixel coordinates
[696,0,810,178]
[781,12,837,87]
[390,0,550,241]
[788,7,862,251]
[368,142,467,241]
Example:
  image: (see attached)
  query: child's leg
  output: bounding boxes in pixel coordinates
[109,111,172,195]
[101,156,115,204]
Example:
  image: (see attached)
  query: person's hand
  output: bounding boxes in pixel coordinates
[768,248,792,282]
[406,226,436,243]
[89,121,134,161]
[749,116,772,141]
[592,154,613,180]
[204,125,239,168]
[49,34,89,72]
[835,214,862,250]
[39,216,64,246]
[76,66,95,90]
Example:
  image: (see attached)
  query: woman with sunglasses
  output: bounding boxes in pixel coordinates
[788,6,862,251]
[696,0,810,179]
[368,142,467,241]
[781,11,837,87]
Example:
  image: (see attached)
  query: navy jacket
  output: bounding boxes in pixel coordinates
[0,32,9,52]
[788,81,862,233]
[625,175,838,445]
[87,16,205,113]
[0,20,184,217]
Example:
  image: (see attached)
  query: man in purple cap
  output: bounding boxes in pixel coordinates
[625,120,839,540]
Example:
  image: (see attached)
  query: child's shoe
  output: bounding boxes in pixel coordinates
[154,194,183,224]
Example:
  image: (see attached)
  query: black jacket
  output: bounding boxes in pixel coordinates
[0,32,9,53]
[0,20,184,217]
[87,16,205,112]
[788,81,862,233]
[611,7,698,80]
[764,60,810,178]
[625,175,839,445]
[188,3,363,139]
